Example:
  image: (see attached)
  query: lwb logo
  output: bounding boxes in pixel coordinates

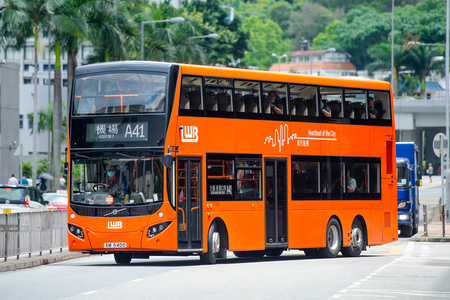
[181,126,198,143]
[108,221,122,229]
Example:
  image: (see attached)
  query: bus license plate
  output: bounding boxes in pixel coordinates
[104,242,127,248]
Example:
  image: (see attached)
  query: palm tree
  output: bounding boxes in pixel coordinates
[0,0,49,184]
[404,45,444,96]
[366,34,407,95]
[84,0,136,63]
[46,0,85,189]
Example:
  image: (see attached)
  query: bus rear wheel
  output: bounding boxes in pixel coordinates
[341,219,364,257]
[200,222,220,264]
[319,218,342,258]
[114,252,132,264]
[303,249,320,258]
[266,249,284,257]
[233,251,249,258]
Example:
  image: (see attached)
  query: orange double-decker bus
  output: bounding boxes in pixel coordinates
[67,61,397,264]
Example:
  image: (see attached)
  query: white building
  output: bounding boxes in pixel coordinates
[1,34,93,164]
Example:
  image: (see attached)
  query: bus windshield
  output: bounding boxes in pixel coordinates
[71,157,163,206]
[72,72,167,115]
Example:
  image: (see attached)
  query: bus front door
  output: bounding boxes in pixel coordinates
[265,159,288,248]
[177,158,202,251]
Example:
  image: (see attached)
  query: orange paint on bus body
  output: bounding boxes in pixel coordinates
[68,62,397,262]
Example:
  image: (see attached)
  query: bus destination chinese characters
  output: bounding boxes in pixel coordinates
[86,122,148,142]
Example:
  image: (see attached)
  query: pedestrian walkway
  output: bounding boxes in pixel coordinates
[411,175,450,242]
[0,250,87,273]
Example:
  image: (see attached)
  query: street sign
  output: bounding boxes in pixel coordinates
[433,133,448,158]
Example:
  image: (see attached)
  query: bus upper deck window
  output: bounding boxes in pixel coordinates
[73,72,167,115]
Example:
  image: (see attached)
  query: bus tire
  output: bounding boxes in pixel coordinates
[341,219,364,257]
[200,222,220,264]
[266,249,284,257]
[247,250,266,258]
[233,251,248,258]
[303,249,320,258]
[114,252,132,264]
[319,218,342,258]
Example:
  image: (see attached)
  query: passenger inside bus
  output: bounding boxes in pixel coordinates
[319,95,331,117]
[267,91,283,114]
[368,97,379,119]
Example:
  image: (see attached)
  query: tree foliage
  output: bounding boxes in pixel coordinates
[241,15,291,70]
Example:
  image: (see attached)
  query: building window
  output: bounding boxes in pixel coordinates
[43,64,55,71]
[19,115,23,129]
[23,78,39,84]
[28,115,33,129]
[24,46,34,60]
[63,79,68,87]
[82,45,93,60]
[5,48,20,60]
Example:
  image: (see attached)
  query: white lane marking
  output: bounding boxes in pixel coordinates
[81,291,97,295]
[330,256,405,298]
[130,278,143,283]
[420,245,430,258]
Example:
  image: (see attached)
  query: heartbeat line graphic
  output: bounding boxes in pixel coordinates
[264,124,337,152]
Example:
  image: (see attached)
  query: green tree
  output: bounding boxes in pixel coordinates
[22,162,32,178]
[399,75,419,97]
[46,0,85,192]
[28,103,67,186]
[289,2,334,49]
[405,45,444,95]
[269,1,292,35]
[183,0,249,66]
[241,15,291,70]
[0,0,49,184]
[366,34,406,95]
[85,0,137,63]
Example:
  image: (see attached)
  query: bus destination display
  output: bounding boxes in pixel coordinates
[86,122,148,142]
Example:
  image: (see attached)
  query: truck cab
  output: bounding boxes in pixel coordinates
[396,143,421,237]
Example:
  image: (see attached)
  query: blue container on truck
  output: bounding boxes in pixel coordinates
[396,142,421,237]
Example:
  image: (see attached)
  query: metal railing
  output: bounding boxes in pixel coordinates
[0,210,67,261]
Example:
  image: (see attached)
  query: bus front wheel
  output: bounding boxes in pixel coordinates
[341,219,364,257]
[114,252,132,264]
[319,218,342,258]
[200,222,220,264]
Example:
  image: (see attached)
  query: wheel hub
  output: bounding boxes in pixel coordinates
[351,227,363,249]
[212,231,220,253]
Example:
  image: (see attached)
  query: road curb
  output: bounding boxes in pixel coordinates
[0,251,87,273]
[410,236,450,242]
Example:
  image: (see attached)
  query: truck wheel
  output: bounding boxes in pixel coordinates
[402,225,413,238]
[341,219,364,257]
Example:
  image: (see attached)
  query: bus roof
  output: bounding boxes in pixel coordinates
[74,61,175,76]
[74,61,392,92]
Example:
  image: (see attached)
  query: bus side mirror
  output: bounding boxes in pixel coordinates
[164,153,173,168]
[64,162,69,176]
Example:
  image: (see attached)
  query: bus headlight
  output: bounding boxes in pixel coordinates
[399,214,410,221]
[68,224,85,239]
[147,221,171,238]
[398,202,407,209]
